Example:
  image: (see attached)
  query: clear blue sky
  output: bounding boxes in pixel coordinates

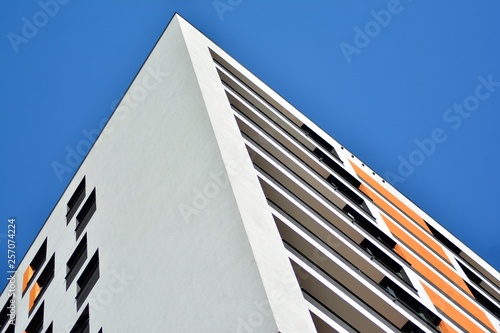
[1,1,500,283]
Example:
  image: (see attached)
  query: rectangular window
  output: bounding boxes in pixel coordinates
[464,281,500,319]
[458,261,482,285]
[29,255,55,312]
[67,177,86,223]
[25,302,44,333]
[301,124,341,161]
[401,321,426,333]
[70,305,89,333]
[380,277,441,330]
[23,239,47,294]
[327,174,372,215]
[76,250,99,310]
[360,238,412,287]
[4,322,14,333]
[0,296,15,332]
[313,148,361,188]
[343,205,396,250]
[66,234,88,289]
[76,189,96,239]
[424,221,462,255]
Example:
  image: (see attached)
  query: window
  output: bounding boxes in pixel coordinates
[327,174,372,215]
[66,234,88,289]
[76,250,99,309]
[44,322,53,333]
[380,277,441,330]
[29,255,55,312]
[457,261,500,317]
[0,296,15,332]
[401,321,426,333]
[458,261,482,285]
[360,238,412,287]
[343,205,396,250]
[424,221,462,255]
[300,124,341,161]
[23,239,47,294]
[25,302,44,333]
[76,189,96,239]
[70,305,89,333]
[67,177,86,223]
[312,148,362,188]
[465,282,500,319]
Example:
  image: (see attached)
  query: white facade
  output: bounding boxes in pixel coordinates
[2,14,500,333]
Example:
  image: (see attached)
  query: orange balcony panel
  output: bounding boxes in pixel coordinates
[394,244,408,260]
[423,283,497,333]
[383,215,471,295]
[29,282,41,311]
[439,321,458,333]
[358,180,451,265]
[22,265,34,292]
[398,246,496,332]
[350,162,431,232]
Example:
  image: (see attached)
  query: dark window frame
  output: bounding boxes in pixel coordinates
[380,277,441,330]
[424,221,462,255]
[76,250,99,310]
[67,177,86,223]
[327,174,372,216]
[25,301,44,333]
[75,189,96,239]
[44,322,53,333]
[23,239,47,297]
[312,148,361,188]
[70,305,90,333]
[29,255,55,315]
[0,296,15,332]
[300,124,341,161]
[465,281,500,319]
[360,238,414,288]
[343,205,396,250]
[66,234,88,289]
[401,321,426,333]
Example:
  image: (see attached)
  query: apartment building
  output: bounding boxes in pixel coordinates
[2,14,500,333]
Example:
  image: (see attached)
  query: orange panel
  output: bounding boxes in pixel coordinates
[423,284,497,333]
[22,265,34,292]
[350,162,431,232]
[383,215,471,296]
[398,246,496,332]
[439,321,458,333]
[394,244,407,260]
[29,282,41,311]
[358,180,451,265]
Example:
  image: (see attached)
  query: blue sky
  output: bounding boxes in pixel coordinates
[1,0,500,283]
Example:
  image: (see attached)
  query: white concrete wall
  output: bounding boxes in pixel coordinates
[2,14,311,333]
[177,16,317,333]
